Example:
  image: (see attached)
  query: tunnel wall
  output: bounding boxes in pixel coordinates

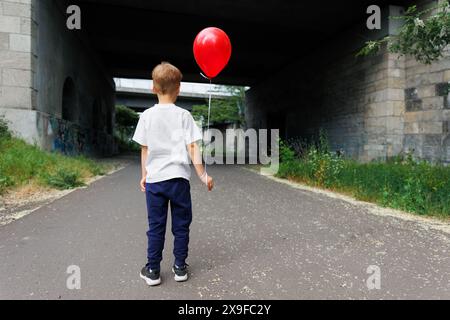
[0,0,116,156]
[246,45,406,161]
[246,3,450,163]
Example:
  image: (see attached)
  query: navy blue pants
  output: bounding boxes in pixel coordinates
[145,178,192,270]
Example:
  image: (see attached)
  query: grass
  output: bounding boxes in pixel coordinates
[0,117,106,194]
[277,135,450,219]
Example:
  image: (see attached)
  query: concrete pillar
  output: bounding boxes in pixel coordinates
[362,48,406,161]
[0,0,38,143]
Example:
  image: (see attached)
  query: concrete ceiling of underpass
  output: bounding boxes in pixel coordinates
[72,0,412,85]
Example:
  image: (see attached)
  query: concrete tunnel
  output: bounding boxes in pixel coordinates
[0,0,449,162]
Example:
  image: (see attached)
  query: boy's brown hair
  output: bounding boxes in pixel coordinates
[152,62,183,95]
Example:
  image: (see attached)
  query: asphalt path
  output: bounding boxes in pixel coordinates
[1,159,449,299]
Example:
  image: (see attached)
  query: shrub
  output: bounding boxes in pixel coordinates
[279,140,296,163]
[279,132,344,187]
[0,116,11,140]
[0,174,12,194]
[42,167,84,190]
[115,105,140,152]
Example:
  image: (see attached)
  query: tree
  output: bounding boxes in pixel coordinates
[115,105,139,143]
[357,0,450,64]
[191,86,246,126]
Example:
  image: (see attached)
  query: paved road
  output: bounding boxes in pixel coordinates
[0,159,449,299]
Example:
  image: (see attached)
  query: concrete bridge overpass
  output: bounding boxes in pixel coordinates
[114,79,230,112]
[0,0,449,162]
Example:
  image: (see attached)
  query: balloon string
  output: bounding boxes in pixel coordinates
[199,72,212,188]
[204,77,212,188]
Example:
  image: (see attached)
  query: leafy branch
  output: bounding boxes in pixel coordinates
[357,0,450,64]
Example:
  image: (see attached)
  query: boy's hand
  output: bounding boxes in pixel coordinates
[140,177,146,192]
[199,171,214,191]
[206,175,214,191]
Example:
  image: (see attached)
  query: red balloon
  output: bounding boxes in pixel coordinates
[193,27,232,79]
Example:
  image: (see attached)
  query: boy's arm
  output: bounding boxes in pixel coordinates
[187,142,214,191]
[132,113,148,192]
[140,146,148,192]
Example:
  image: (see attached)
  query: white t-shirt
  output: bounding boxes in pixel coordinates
[132,103,203,183]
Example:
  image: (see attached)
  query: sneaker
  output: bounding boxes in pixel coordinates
[172,264,189,282]
[140,265,161,286]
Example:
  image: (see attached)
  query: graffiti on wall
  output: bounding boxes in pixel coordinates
[50,118,86,154]
[36,112,115,156]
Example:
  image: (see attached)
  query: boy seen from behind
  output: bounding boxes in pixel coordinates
[132,62,213,286]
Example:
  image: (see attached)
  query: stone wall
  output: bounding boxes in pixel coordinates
[0,0,35,111]
[403,49,450,163]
